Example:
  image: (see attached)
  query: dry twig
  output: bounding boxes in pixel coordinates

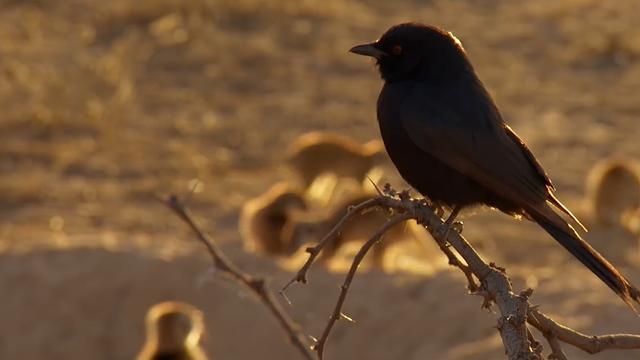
[313,213,412,359]
[164,195,314,360]
[280,197,384,291]
[284,186,640,360]
[528,308,640,356]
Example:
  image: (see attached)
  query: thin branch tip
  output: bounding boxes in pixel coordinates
[164,194,313,359]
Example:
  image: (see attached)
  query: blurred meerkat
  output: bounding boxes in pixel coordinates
[286,132,388,203]
[586,159,640,227]
[137,301,207,360]
[305,172,366,209]
[239,182,308,255]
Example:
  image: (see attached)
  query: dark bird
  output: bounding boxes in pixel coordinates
[137,301,208,360]
[350,22,640,309]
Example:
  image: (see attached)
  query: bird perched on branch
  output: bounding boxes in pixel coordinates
[137,301,207,360]
[350,22,640,310]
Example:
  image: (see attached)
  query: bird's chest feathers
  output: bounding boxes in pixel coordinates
[376,83,436,150]
[375,83,430,169]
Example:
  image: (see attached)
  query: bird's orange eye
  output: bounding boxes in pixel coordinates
[391,45,402,55]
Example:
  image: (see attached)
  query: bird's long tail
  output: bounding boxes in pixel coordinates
[528,203,640,312]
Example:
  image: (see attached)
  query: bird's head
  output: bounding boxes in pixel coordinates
[350,23,472,82]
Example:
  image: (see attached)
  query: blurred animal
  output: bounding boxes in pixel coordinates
[303,171,362,208]
[286,131,387,188]
[137,301,207,360]
[586,158,640,228]
[350,22,640,308]
[286,132,390,207]
[239,182,307,255]
[284,191,430,266]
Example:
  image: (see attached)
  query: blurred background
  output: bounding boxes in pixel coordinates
[1,0,640,359]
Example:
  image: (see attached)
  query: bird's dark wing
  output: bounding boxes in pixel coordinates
[502,125,554,190]
[397,81,551,209]
[396,81,587,229]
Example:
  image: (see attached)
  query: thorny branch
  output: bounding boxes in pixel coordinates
[282,185,640,360]
[280,197,385,292]
[164,195,314,360]
[313,213,413,359]
[528,308,640,356]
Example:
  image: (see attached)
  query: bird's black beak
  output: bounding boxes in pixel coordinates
[349,42,387,59]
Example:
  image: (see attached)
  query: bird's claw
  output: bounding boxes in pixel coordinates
[435,223,452,241]
[435,220,464,242]
[452,221,463,235]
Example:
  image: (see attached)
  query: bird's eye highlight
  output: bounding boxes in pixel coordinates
[391,45,402,55]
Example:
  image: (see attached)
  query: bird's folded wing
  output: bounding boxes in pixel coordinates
[399,90,550,208]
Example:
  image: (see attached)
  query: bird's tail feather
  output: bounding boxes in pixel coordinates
[528,204,640,313]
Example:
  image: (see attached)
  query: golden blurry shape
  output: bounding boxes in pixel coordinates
[137,301,207,360]
[305,172,364,208]
[586,158,640,227]
[286,131,387,188]
[581,159,640,264]
[304,172,339,207]
[49,216,65,232]
[627,207,640,235]
[149,13,189,46]
[239,182,307,255]
[380,236,446,275]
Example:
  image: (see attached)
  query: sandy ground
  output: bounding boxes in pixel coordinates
[1,0,640,359]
